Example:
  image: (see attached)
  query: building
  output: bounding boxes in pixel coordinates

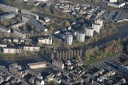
[76,31,85,42]
[27,62,46,69]
[0,44,7,48]
[10,22,26,29]
[44,17,50,23]
[13,29,27,39]
[0,26,11,35]
[9,63,28,78]
[52,60,64,69]
[85,28,94,37]
[21,9,39,20]
[23,46,40,52]
[38,36,52,45]
[95,19,103,28]
[12,38,25,44]
[93,69,105,77]
[65,33,73,45]
[0,4,18,14]
[46,73,61,84]
[0,13,16,20]
[118,65,128,75]
[24,0,48,2]
[0,76,4,84]
[92,23,101,33]
[2,48,21,54]
[109,0,117,3]
[108,2,125,8]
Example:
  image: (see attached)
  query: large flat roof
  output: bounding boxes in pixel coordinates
[27,62,46,66]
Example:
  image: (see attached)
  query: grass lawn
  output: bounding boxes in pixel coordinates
[86,53,115,64]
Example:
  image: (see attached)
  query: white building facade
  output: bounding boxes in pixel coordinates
[27,62,46,69]
[76,31,85,42]
[92,23,101,33]
[3,48,21,54]
[65,33,73,45]
[85,28,94,37]
[38,36,52,45]
[23,46,40,52]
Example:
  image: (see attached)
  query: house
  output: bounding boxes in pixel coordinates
[3,38,12,43]
[13,29,27,39]
[0,76,4,84]
[12,38,25,44]
[0,44,7,48]
[28,76,44,85]
[65,60,71,66]
[109,0,117,3]
[2,48,21,54]
[23,46,40,52]
[38,36,52,45]
[35,79,44,85]
[93,69,105,77]
[9,63,28,78]
[52,60,64,69]
[0,26,11,34]
[118,65,128,75]
[45,73,61,84]
[0,4,18,14]
[44,17,50,23]
[10,22,26,29]
[108,2,125,8]
[27,62,46,69]
[0,13,16,20]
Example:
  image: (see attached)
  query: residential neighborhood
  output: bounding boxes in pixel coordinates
[0,0,128,85]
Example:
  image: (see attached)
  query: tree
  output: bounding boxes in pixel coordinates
[76,55,82,61]
[82,24,86,30]
[64,21,70,27]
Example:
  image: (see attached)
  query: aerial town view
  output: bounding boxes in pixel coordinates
[0,0,128,85]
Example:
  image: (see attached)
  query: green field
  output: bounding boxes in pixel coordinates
[86,53,115,64]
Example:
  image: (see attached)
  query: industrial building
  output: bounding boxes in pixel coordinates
[76,31,85,42]
[23,46,40,52]
[95,19,103,28]
[0,4,18,14]
[65,33,73,45]
[38,36,52,45]
[92,23,101,33]
[0,13,16,20]
[27,62,46,69]
[85,28,94,37]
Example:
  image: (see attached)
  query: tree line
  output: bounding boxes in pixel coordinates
[85,39,123,61]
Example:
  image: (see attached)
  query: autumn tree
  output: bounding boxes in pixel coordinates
[64,21,70,27]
